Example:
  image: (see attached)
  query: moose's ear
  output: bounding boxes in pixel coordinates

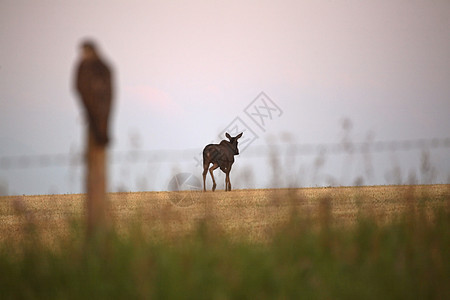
[225,132,232,140]
[236,132,243,139]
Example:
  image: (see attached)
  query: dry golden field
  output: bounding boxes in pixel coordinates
[1,185,449,245]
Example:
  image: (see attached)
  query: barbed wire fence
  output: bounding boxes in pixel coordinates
[1,136,449,170]
[0,136,449,195]
[1,91,449,196]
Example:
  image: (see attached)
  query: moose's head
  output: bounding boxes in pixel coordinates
[225,132,243,155]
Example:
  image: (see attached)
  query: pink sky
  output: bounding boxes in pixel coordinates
[1,0,449,194]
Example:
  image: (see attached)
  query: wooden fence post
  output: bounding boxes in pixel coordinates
[86,128,108,237]
[75,40,113,239]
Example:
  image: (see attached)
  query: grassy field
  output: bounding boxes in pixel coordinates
[0,185,449,298]
[1,185,448,243]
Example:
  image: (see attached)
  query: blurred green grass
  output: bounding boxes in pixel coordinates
[1,190,449,299]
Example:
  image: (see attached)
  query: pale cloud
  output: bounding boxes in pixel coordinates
[125,85,184,117]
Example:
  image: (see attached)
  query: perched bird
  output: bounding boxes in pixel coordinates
[75,40,113,145]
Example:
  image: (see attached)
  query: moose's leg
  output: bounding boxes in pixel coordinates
[202,162,209,192]
[209,163,219,191]
[223,168,231,191]
[226,164,233,191]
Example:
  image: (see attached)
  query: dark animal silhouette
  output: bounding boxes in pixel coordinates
[202,132,243,191]
[75,40,113,145]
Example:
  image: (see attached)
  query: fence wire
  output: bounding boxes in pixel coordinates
[1,137,449,170]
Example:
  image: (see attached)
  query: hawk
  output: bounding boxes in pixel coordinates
[75,40,113,145]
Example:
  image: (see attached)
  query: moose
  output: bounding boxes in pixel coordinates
[202,132,243,192]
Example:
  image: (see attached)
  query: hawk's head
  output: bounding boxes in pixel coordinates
[80,40,98,60]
